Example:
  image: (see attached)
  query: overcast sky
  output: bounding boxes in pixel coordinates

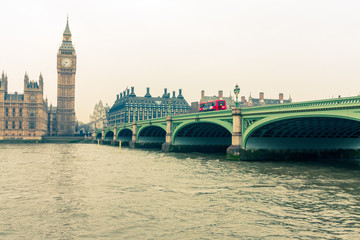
[0,0,359,122]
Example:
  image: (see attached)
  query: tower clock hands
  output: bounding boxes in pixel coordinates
[62,58,72,67]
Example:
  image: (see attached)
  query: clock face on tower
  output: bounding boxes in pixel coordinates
[62,58,72,67]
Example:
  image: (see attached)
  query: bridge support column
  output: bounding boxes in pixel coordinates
[162,116,173,152]
[101,130,104,141]
[113,126,117,141]
[129,122,137,148]
[227,108,243,158]
[111,126,118,146]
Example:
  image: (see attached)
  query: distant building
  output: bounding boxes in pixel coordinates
[200,90,236,108]
[107,87,190,126]
[47,105,57,136]
[195,90,292,112]
[246,92,292,107]
[190,102,199,113]
[89,100,109,130]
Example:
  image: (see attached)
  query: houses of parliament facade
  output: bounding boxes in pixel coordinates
[0,19,77,140]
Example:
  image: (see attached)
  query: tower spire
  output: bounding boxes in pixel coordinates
[24,72,29,82]
[60,17,74,51]
[64,16,71,35]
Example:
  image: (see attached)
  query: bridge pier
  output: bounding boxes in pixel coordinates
[113,126,117,141]
[227,108,243,158]
[129,122,137,148]
[101,130,104,141]
[162,116,173,152]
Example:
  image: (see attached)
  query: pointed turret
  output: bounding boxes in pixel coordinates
[0,71,6,99]
[24,72,29,89]
[0,71,4,89]
[4,73,8,92]
[39,73,44,90]
[24,72,29,81]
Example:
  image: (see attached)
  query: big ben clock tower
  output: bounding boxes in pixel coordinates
[56,17,76,136]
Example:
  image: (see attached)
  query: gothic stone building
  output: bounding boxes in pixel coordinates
[107,87,190,125]
[0,18,77,140]
[0,73,48,140]
[89,100,109,130]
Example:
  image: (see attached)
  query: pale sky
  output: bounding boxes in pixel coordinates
[0,0,359,122]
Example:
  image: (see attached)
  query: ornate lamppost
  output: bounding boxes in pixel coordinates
[234,84,240,108]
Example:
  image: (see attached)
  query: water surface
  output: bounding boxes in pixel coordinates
[0,144,359,239]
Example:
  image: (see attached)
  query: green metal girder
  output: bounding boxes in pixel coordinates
[242,109,360,149]
[117,128,133,139]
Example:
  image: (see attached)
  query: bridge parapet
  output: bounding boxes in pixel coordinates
[242,96,360,115]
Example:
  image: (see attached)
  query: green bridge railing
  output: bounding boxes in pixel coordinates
[242,96,360,115]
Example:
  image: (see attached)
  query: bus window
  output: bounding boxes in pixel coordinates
[217,100,226,110]
[218,101,225,106]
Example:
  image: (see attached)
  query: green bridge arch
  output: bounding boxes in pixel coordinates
[104,130,114,141]
[117,128,132,142]
[117,127,132,136]
[136,123,167,143]
[243,112,360,150]
[95,132,102,139]
[172,119,233,146]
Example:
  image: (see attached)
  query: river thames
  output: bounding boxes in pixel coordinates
[0,144,359,239]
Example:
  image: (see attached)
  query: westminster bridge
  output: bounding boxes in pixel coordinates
[94,96,360,160]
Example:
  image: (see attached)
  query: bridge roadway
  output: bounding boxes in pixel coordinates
[95,96,360,160]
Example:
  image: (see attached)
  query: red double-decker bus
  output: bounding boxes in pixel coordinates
[199,100,227,112]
